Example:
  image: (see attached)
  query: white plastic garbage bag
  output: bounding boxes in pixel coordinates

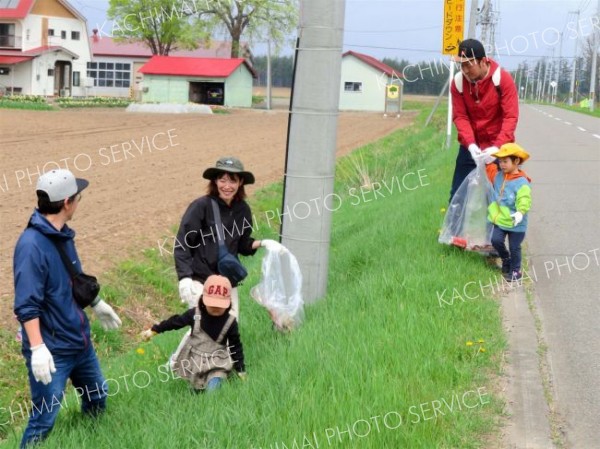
[439,154,495,252]
[251,244,304,332]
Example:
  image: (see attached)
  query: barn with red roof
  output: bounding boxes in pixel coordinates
[340,51,404,113]
[138,55,257,107]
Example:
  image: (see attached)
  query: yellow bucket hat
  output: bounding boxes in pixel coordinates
[493,143,530,163]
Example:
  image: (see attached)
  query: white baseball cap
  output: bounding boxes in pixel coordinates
[36,169,89,201]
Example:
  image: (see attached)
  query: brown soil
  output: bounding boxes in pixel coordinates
[0,107,415,328]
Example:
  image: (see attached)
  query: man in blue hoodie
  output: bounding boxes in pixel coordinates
[13,169,122,448]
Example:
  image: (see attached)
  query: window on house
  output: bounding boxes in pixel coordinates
[48,68,54,76]
[87,62,131,88]
[71,31,80,40]
[73,71,80,87]
[61,30,66,39]
[344,82,362,92]
[0,67,10,75]
[0,24,16,47]
[48,29,55,36]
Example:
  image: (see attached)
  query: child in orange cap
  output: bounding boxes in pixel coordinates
[483,143,532,281]
[141,275,246,391]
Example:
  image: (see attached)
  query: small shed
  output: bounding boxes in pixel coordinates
[339,51,403,113]
[138,55,257,107]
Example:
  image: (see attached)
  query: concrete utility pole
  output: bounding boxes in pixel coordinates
[516,66,523,99]
[543,56,551,102]
[568,10,580,106]
[266,39,272,110]
[280,0,346,303]
[589,0,599,111]
[478,0,497,55]
[556,31,563,103]
[467,0,479,39]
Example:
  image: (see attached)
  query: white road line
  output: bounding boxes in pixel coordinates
[548,114,554,118]
[564,121,572,125]
[577,126,586,132]
[554,117,562,121]
[593,134,600,140]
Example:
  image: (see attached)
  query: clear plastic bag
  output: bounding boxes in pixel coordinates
[439,155,495,252]
[250,245,304,332]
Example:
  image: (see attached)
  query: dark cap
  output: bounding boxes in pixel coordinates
[202,156,255,185]
[453,39,486,62]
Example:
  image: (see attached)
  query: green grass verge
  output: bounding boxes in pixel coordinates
[553,103,600,118]
[55,97,132,108]
[0,99,55,111]
[0,102,506,448]
[532,101,600,118]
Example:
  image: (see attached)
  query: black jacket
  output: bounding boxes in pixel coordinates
[174,195,257,286]
[151,302,245,372]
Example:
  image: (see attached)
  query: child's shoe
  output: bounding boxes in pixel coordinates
[501,259,511,275]
[503,270,522,282]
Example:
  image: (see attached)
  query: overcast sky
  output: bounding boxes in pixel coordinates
[73,0,599,70]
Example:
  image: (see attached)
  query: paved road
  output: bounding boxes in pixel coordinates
[518,104,600,448]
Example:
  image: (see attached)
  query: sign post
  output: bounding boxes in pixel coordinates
[442,0,465,149]
[384,82,403,118]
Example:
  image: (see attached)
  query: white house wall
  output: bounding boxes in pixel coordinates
[0,61,30,94]
[339,56,390,112]
[85,56,143,98]
[6,14,89,96]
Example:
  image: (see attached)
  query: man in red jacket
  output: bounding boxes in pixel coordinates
[449,39,519,201]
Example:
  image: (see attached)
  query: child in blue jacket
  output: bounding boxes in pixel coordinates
[485,143,532,281]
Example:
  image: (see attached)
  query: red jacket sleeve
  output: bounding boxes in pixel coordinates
[451,79,476,148]
[492,69,519,147]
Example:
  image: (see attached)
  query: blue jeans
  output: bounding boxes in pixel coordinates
[20,344,107,449]
[206,376,223,391]
[491,226,526,272]
[449,146,476,202]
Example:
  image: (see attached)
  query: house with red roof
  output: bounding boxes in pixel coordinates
[138,55,257,107]
[0,0,92,96]
[340,51,403,113]
[0,0,254,99]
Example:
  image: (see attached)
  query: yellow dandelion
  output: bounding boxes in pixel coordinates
[466,341,474,346]
[479,347,486,353]
[440,208,446,213]
[478,339,485,344]
[136,348,145,355]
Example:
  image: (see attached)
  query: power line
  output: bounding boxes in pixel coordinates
[344,43,578,59]
[345,25,441,34]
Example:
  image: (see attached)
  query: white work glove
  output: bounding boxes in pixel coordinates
[31,344,56,385]
[467,143,481,159]
[482,146,499,164]
[511,211,524,226]
[178,278,201,307]
[140,329,156,341]
[92,300,122,330]
[261,239,287,254]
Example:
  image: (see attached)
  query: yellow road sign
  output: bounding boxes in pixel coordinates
[442,0,465,55]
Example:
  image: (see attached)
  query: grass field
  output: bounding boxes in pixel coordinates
[0,102,507,448]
